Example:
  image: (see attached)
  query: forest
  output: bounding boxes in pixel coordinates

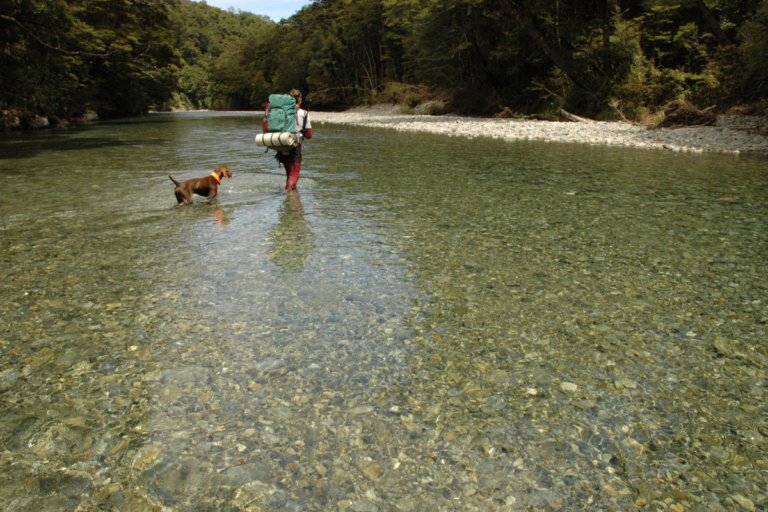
[1,0,767,127]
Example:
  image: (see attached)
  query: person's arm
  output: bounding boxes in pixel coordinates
[263,103,269,133]
[302,110,312,139]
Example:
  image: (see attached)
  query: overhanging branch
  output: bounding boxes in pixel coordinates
[0,14,113,57]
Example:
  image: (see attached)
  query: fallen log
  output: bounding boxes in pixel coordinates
[560,109,595,123]
[657,101,716,128]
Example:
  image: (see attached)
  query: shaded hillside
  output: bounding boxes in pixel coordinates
[3,0,767,125]
[206,0,768,119]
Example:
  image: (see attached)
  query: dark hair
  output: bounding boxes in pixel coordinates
[289,89,302,100]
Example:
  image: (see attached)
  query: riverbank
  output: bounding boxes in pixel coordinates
[313,105,768,154]
[0,109,99,131]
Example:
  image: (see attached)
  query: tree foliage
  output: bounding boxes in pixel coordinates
[0,0,180,118]
[200,0,768,117]
[2,0,767,121]
[170,0,271,109]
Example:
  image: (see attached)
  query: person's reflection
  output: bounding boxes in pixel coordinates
[266,190,313,272]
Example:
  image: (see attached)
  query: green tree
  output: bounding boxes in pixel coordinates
[0,0,180,118]
[171,0,271,109]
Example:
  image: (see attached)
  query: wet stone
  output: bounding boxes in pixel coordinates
[351,501,377,512]
[252,359,286,372]
[362,463,384,481]
[732,494,756,511]
[217,463,273,487]
[349,405,374,415]
[614,378,638,390]
[532,369,555,385]
[476,461,496,474]
[483,395,506,410]
[395,498,417,511]
[486,369,511,384]
[0,370,20,390]
[713,338,733,356]
[573,399,598,410]
[269,407,294,420]
[528,490,558,508]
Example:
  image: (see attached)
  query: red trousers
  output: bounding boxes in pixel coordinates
[284,162,301,191]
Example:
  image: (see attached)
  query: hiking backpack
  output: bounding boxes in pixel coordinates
[267,94,297,134]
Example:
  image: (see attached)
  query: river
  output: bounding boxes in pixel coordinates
[1,112,767,511]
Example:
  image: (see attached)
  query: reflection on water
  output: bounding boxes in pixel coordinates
[0,113,767,512]
[267,191,313,273]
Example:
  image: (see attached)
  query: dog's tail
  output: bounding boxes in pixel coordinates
[169,175,181,186]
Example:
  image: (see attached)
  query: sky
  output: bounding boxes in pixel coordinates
[199,0,312,21]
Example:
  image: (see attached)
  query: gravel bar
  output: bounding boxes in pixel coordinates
[312,105,768,154]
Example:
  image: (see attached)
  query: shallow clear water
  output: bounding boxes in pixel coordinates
[1,113,767,512]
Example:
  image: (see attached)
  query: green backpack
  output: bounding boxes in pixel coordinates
[267,94,297,133]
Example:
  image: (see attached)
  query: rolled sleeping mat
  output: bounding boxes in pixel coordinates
[255,132,298,154]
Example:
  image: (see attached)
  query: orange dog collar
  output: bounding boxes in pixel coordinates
[210,172,221,184]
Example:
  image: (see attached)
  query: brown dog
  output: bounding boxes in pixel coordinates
[169,166,232,206]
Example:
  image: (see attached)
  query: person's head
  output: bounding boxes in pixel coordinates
[289,89,302,107]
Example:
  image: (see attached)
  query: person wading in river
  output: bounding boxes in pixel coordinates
[263,89,313,192]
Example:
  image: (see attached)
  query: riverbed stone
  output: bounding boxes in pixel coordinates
[252,359,285,372]
[216,463,273,487]
[362,463,384,481]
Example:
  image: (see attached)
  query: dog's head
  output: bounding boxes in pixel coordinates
[216,166,233,180]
